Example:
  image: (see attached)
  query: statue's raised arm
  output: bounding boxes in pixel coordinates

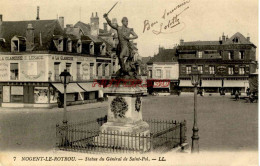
[104,13,118,30]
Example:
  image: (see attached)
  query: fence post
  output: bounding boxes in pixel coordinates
[180,122,183,145]
[183,120,187,143]
[150,133,154,152]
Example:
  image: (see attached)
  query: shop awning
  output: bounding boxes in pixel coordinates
[223,80,249,87]
[77,83,101,91]
[179,80,192,87]
[202,80,222,87]
[52,83,85,94]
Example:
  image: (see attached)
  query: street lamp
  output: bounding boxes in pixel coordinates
[59,69,71,145]
[190,65,201,153]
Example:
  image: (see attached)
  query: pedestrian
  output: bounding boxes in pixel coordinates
[235,90,239,101]
[246,88,250,96]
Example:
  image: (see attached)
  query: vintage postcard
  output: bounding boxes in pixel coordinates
[0,0,258,165]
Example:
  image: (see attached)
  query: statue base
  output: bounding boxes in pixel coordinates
[96,84,150,150]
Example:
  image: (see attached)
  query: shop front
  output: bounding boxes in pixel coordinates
[223,79,249,94]
[179,79,193,92]
[1,82,57,108]
[201,79,222,93]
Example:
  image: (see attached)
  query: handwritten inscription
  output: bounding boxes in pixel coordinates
[143,0,190,35]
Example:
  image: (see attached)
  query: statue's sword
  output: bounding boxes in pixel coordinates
[107,2,118,14]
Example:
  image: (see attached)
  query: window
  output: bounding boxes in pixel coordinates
[166,70,171,78]
[10,63,19,80]
[102,64,106,76]
[239,51,244,59]
[156,69,162,78]
[90,63,94,79]
[198,65,203,74]
[228,51,234,60]
[105,64,109,76]
[239,67,245,75]
[228,67,234,75]
[186,66,192,74]
[197,51,202,58]
[77,41,82,53]
[149,70,152,78]
[233,37,239,43]
[11,86,23,103]
[54,62,60,81]
[209,66,215,74]
[77,62,81,80]
[67,40,72,52]
[66,63,72,73]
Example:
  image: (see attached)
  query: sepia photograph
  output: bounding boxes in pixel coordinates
[0,0,258,165]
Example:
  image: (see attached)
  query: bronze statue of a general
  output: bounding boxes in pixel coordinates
[104,13,139,79]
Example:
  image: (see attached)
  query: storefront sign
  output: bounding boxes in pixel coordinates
[52,55,94,62]
[52,55,73,61]
[1,55,44,61]
[217,66,226,72]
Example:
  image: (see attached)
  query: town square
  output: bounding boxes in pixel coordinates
[0,0,258,165]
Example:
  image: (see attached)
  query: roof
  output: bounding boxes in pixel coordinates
[147,48,178,64]
[142,57,152,64]
[81,35,102,44]
[182,41,220,46]
[224,32,253,45]
[74,21,91,35]
[0,19,64,51]
[180,32,256,47]
[74,21,106,36]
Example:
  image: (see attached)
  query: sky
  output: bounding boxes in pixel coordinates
[0,0,258,58]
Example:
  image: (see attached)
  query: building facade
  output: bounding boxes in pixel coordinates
[147,47,179,94]
[177,32,257,94]
[0,11,114,107]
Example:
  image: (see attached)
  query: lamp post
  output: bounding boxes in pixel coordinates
[59,69,71,145]
[48,71,52,104]
[190,65,200,153]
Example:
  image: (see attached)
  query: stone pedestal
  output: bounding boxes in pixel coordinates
[100,84,150,134]
[95,84,150,150]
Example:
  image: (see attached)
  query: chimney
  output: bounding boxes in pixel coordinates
[26,24,34,51]
[96,12,98,17]
[103,23,108,32]
[180,39,184,45]
[222,32,225,42]
[91,12,94,17]
[36,6,40,20]
[58,16,64,29]
[0,14,2,22]
[247,33,250,42]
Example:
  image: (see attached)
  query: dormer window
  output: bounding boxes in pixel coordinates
[77,40,82,53]
[90,42,94,55]
[53,35,64,51]
[11,36,26,52]
[67,39,72,52]
[233,37,239,43]
[100,43,106,55]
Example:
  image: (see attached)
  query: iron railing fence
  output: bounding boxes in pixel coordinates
[56,116,186,153]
